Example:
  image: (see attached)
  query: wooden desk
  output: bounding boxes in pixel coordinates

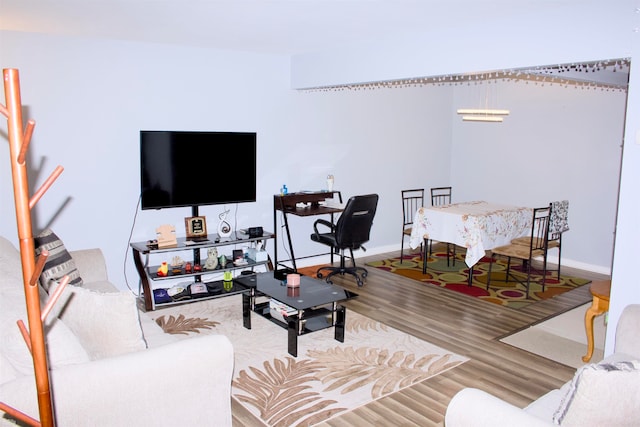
[273,191,342,271]
[582,279,611,362]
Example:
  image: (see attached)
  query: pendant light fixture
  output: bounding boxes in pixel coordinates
[457,77,509,122]
[457,108,510,122]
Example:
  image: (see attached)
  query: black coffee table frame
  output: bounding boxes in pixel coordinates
[238,271,356,357]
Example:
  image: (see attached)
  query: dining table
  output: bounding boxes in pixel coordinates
[409,201,533,284]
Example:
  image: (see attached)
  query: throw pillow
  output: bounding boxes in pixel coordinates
[48,282,147,360]
[553,360,640,426]
[1,301,90,379]
[550,200,570,235]
[34,229,83,291]
[0,236,23,284]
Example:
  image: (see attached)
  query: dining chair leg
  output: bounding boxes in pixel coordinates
[541,250,548,293]
[452,244,456,266]
[556,235,563,279]
[422,238,428,274]
[486,253,494,290]
[446,243,449,267]
[524,259,532,298]
[446,243,456,267]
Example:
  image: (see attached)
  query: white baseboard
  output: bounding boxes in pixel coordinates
[293,244,399,269]
[552,258,611,276]
[533,254,611,276]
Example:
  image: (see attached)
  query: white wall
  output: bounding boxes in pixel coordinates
[278,85,453,262]
[606,18,640,351]
[0,31,455,289]
[291,1,632,89]
[0,31,295,290]
[451,79,626,273]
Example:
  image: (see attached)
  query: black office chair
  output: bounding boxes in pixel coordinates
[310,194,379,287]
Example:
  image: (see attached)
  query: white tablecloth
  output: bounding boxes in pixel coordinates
[409,201,533,267]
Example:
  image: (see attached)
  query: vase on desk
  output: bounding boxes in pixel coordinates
[327,175,334,192]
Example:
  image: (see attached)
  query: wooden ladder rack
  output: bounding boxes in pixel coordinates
[1,68,69,427]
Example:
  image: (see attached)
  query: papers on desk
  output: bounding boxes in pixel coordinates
[323,197,345,209]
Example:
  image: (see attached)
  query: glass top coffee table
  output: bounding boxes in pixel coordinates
[235,271,358,357]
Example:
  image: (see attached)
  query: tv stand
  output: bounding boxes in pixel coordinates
[131,230,274,311]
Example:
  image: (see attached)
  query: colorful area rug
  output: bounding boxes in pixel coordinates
[366,252,591,309]
[149,295,467,427]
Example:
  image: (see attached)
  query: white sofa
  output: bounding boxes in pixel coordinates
[445,304,640,426]
[0,235,234,426]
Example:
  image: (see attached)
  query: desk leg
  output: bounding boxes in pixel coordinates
[273,206,279,270]
[282,212,297,271]
[468,265,473,286]
[582,296,606,362]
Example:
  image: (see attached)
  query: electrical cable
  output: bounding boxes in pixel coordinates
[278,211,292,266]
[123,194,142,296]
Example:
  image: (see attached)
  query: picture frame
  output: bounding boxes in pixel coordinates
[185,216,207,239]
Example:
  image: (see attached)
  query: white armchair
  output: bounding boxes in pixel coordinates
[0,236,234,426]
[445,304,640,426]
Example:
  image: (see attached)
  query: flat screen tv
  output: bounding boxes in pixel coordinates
[140,130,257,211]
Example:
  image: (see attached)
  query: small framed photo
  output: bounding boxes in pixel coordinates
[185,216,207,239]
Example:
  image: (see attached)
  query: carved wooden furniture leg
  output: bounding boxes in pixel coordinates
[582,280,611,363]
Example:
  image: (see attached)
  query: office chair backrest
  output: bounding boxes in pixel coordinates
[335,194,379,249]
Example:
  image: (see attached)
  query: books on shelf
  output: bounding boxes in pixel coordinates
[269,298,296,323]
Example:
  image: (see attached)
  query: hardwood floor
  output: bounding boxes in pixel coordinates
[232,246,610,426]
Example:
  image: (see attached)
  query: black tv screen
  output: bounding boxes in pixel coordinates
[140,131,257,210]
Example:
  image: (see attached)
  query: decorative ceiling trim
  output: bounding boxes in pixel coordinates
[301,58,630,93]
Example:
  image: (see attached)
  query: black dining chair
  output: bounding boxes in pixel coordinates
[401,189,424,262]
[429,186,456,266]
[430,186,452,206]
[310,194,379,287]
[487,205,552,298]
[512,200,569,279]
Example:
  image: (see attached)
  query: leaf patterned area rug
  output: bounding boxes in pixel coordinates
[149,294,467,427]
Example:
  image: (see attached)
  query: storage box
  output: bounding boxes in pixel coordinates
[247,248,268,262]
[269,298,297,323]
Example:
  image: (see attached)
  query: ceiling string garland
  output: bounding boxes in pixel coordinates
[302,59,630,93]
